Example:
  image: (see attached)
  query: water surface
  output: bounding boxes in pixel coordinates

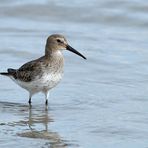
[0,0,148,148]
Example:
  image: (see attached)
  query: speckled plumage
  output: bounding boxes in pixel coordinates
[0,34,86,106]
[10,51,64,93]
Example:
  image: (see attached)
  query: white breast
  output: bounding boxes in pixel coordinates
[11,72,63,94]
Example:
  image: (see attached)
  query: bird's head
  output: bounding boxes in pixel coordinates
[45,34,86,59]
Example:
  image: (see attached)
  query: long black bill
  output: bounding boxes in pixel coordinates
[66,45,86,60]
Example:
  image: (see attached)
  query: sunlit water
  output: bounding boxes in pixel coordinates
[0,0,148,148]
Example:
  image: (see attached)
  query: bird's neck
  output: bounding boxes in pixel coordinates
[45,46,52,57]
[45,48,63,59]
[44,48,64,72]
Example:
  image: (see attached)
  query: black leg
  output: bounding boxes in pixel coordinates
[28,97,31,104]
[45,99,48,106]
[44,91,49,106]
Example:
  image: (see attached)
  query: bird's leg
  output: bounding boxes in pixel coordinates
[45,91,49,106]
[45,99,48,106]
[28,93,32,105]
[28,97,31,104]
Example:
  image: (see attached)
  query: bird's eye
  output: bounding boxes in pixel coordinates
[57,39,62,43]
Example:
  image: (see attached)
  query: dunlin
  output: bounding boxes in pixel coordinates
[0,34,86,105]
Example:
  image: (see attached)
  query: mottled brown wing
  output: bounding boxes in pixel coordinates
[16,58,43,82]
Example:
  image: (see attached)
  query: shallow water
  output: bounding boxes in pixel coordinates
[0,0,148,148]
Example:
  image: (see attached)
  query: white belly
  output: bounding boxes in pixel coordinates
[11,73,63,93]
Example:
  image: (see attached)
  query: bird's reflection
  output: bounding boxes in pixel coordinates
[18,106,68,148]
[28,105,50,131]
[0,101,68,148]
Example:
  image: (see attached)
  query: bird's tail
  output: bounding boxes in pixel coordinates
[0,72,10,76]
[0,68,16,76]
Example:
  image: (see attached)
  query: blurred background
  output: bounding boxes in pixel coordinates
[0,0,148,148]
